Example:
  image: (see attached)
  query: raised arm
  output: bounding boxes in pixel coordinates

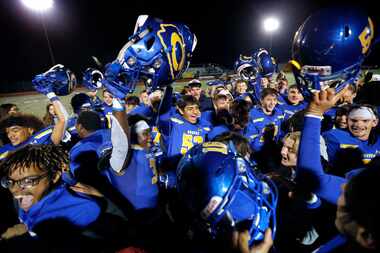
[109,98,130,173]
[297,89,347,204]
[48,93,69,145]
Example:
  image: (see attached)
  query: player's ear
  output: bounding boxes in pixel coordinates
[177,106,184,115]
[27,128,35,136]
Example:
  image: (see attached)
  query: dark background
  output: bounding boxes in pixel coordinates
[0,0,379,89]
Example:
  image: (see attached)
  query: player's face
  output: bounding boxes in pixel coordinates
[340,89,356,104]
[6,126,33,146]
[6,165,54,212]
[140,92,149,105]
[87,90,97,98]
[280,137,298,167]
[126,104,137,114]
[190,87,202,99]
[260,94,277,114]
[235,81,247,94]
[214,96,230,111]
[103,91,113,106]
[137,129,151,148]
[336,115,348,129]
[277,79,288,90]
[48,105,56,116]
[287,88,303,105]
[260,77,269,88]
[348,117,377,141]
[181,104,201,124]
[8,106,19,115]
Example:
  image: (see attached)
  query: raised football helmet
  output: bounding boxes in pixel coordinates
[32,64,76,96]
[103,15,197,96]
[82,68,104,91]
[291,7,375,94]
[253,48,277,78]
[234,54,259,81]
[176,141,277,245]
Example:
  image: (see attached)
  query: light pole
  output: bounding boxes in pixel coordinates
[21,0,55,65]
[263,17,280,52]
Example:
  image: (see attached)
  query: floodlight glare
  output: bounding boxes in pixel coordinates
[21,0,53,12]
[263,17,280,32]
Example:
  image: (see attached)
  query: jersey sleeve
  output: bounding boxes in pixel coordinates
[297,115,346,204]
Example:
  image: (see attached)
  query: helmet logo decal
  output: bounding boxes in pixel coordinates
[171,32,185,72]
[157,24,186,79]
[359,17,374,54]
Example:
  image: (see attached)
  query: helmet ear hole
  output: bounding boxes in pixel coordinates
[145,37,155,50]
[344,25,351,38]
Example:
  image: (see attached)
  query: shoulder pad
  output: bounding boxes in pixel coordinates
[170,117,184,124]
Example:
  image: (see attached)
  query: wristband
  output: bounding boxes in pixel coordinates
[112,98,125,112]
[47,92,59,102]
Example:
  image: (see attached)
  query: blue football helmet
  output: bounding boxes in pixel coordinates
[234,54,259,81]
[82,68,104,91]
[292,7,375,94]
[176,141,278,245]
[103,15,197,95]
[252,48,277,78]
[32,64,76,96]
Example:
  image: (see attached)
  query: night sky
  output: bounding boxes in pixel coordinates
[1,0,379,86]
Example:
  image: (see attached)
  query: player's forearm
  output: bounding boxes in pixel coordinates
[297,115,345,204]
[50,97,68,144]
[110,98,130,173]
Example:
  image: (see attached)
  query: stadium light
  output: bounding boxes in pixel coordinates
[263,17,280,32]
[21,0,53,12]
[263,17,280,51]
[21,0,55,64]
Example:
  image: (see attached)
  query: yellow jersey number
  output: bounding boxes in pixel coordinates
[180,134,203,155]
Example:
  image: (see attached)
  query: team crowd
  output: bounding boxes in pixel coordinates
[0,7,379,253]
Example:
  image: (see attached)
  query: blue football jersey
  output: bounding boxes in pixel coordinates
[245,106,284,151]
[19,184,101,232]
[69,129,112,176]
[159,112,210,157]
[104,145,159,210]
[323,128,380,166]
[0,126,54,161]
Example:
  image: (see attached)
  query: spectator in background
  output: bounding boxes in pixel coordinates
[42,103,56,127]
[0,104,19,119]
[180,85,192,96]
[188,79,213,111]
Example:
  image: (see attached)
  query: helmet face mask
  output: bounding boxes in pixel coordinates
[33,64,76,96]
[291,8,375,94]
[176,141,278,246]
[235,55,259,81]
[82,68,104,91]
[253,48,277,78]
[104,15,196,94]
